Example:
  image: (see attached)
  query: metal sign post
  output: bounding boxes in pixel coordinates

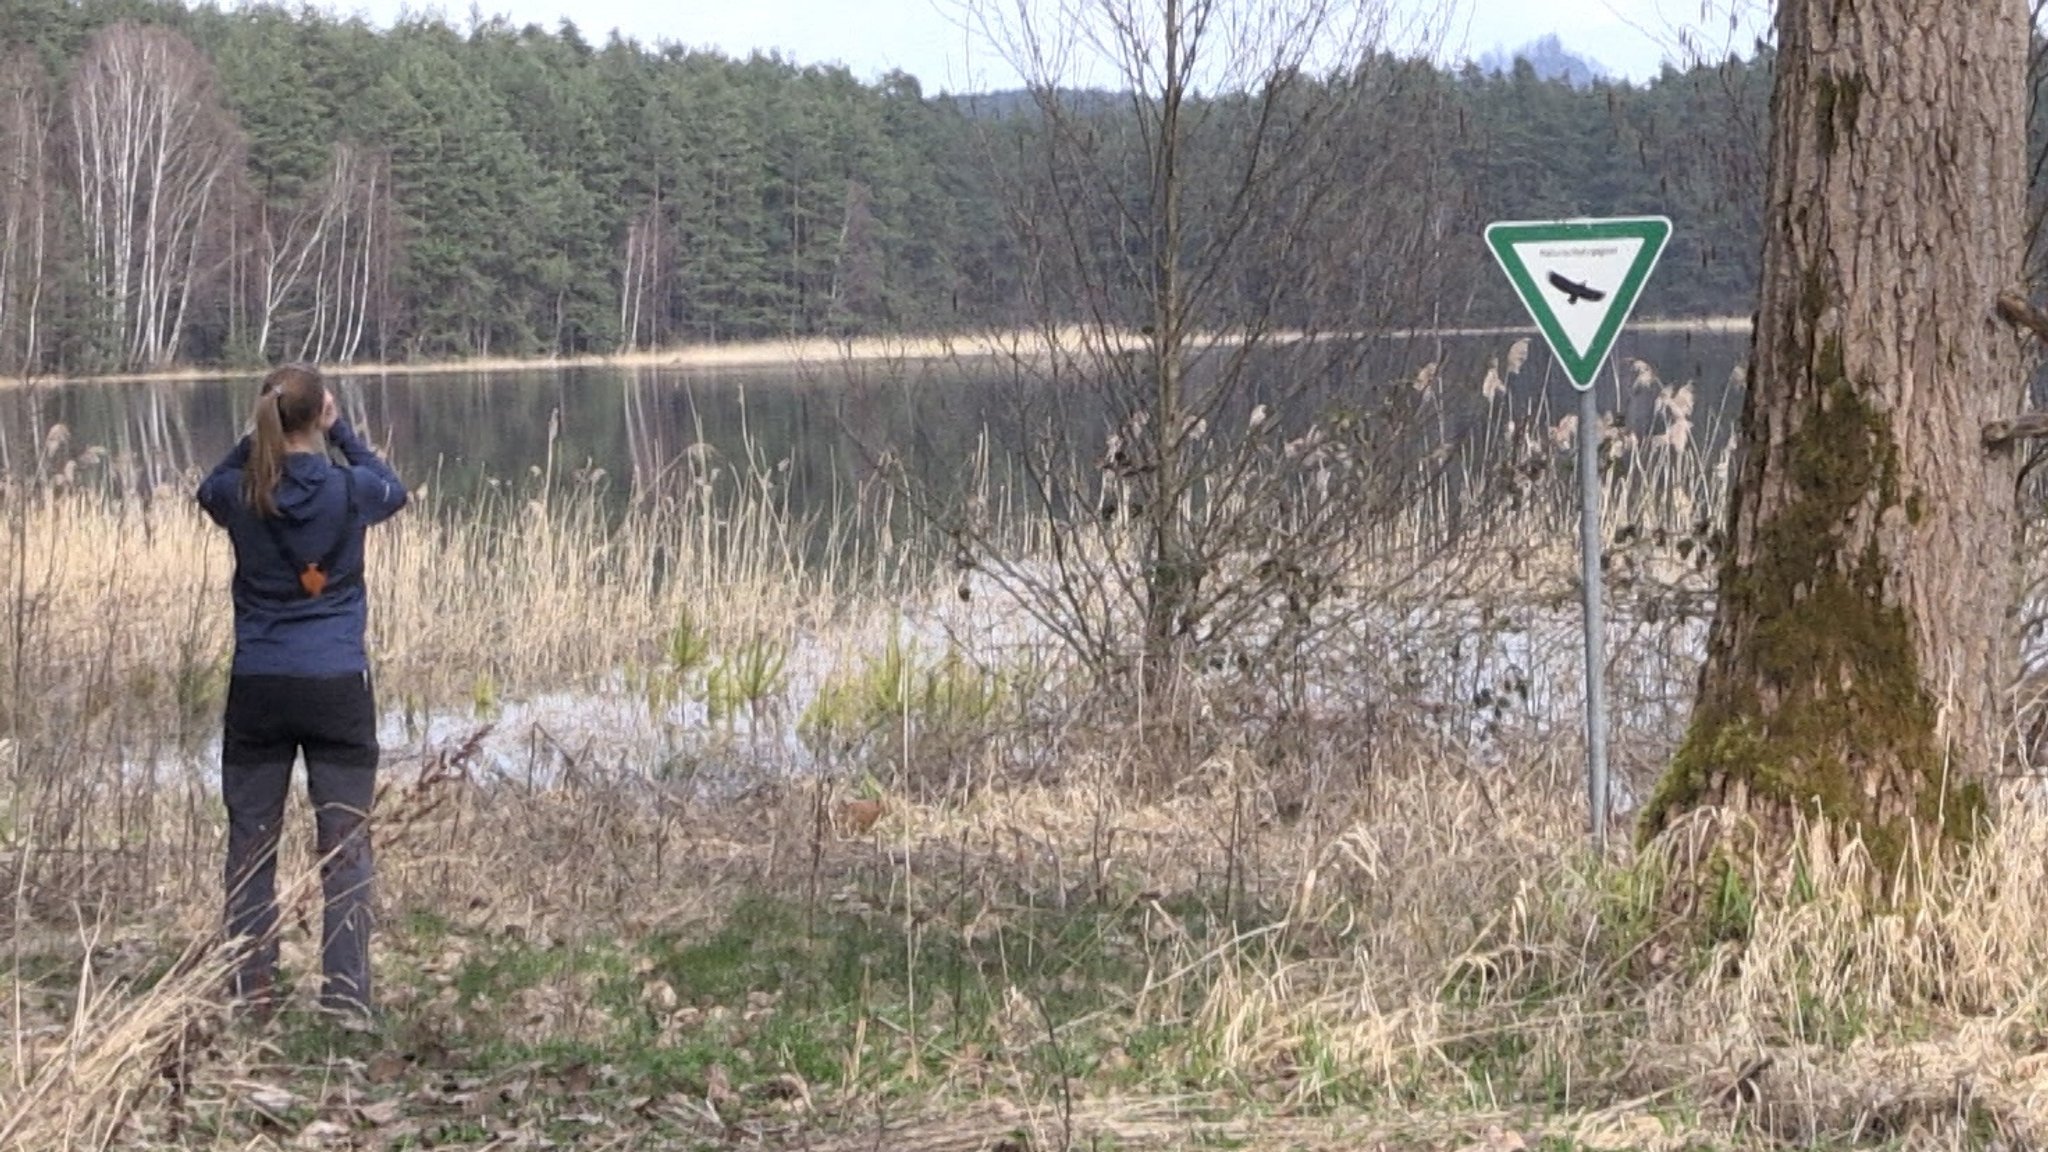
[1483,216,1671,848]
[1576,380,1609,845]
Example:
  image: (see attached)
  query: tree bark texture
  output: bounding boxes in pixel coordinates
[1645,0,2029,867]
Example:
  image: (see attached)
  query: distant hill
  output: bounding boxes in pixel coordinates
[1475,34,1610,88]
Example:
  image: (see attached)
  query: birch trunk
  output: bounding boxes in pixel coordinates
[67,24,236,370]
[0,54,51,378]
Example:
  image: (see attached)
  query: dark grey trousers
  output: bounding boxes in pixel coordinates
[222,673,378,1016]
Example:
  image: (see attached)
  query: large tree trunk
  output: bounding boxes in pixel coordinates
[1644,0,2029,871]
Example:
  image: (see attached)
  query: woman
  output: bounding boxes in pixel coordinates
[197,364,408,1020]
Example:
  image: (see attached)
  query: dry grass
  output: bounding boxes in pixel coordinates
[9,713,2048,1149]
[845,757,2048,1149]
[0,943,235,1152]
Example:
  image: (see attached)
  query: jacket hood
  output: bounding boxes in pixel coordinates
[270,454,341,522]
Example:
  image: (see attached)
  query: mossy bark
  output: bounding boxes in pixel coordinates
[1642,0,2028,875]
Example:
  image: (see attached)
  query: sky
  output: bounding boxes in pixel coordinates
[344,0,1773,90]
[1451,0,1769,79]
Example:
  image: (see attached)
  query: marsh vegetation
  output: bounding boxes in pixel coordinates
[8,336,2048,1151]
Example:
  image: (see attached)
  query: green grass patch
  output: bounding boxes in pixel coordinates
[626,890,1186,1093]
[246,884,1301,1137]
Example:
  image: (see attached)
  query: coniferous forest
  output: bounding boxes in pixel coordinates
[0,0,1774,376]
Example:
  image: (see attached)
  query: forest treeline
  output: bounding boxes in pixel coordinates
[0,0,1772,376]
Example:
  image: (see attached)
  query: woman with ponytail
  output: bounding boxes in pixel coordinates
[197,364,408,1021]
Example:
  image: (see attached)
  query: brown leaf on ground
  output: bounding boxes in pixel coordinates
[837,799,887,835]
[355,1098,404,1127]
[365,1051,410,1084]
[1574,1113,1675,1151]
[752,1072,812,1112]
[642,978,678,1014]
[237,1081,300,1117]
[292,1118,351,1147]
[705,1063,737,1101]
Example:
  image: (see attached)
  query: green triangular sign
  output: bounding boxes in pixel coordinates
[1484,216,1671,391]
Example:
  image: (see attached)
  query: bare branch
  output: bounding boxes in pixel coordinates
[1983,413,2048,450]
[1997,289,2048,347]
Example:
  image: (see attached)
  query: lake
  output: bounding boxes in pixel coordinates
[0,329,1752,518]
[11,327,1752,791]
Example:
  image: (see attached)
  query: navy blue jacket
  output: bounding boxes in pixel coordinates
[197,419,408,678]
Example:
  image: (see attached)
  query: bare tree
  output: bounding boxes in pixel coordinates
[296,144,390,364]
[0,48,52,380]
[619,198,666,352]
[930,0,1462,689]
[68,23,239,370]
[1644,0,2031,871]
[828,178,884,330]
[249,142,384,362]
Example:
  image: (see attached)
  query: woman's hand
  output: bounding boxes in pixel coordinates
[319,390,340,434]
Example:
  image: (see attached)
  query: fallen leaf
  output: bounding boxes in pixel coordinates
[356,1099,404,1127]
[751,1072,810,1111]
[705,1063,740,1113]
[294,1119,351,1148]
[366,1051,410,1084]
[439,1091,480,1115]
[1577,1113,1670,1150]
[837,799,885,834]
[240,1082,300,1115]
[642,979,678,1013]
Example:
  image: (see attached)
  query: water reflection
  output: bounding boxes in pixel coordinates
[0,330,1750,517]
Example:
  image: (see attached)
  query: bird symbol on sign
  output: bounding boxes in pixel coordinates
[1548,272,1606,305]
